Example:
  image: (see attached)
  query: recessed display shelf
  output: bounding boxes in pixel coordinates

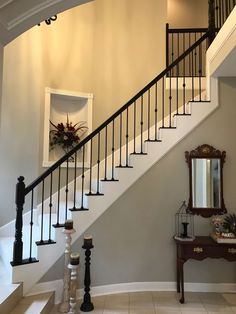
[43,87,93,168]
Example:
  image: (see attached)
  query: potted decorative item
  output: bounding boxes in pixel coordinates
[49,114,88,161]
[211,215,224,235]
[174,201,195,241]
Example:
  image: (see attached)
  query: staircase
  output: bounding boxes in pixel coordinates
[0,283,54,314]
[0,0,235,307]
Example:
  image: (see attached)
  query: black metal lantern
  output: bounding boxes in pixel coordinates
[175,201,195,241]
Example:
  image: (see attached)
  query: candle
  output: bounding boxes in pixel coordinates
[83,235,93,248]
[70,252,80,265]
[65,219,73,230]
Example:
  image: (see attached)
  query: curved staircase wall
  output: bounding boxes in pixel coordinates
[39,77,236,289]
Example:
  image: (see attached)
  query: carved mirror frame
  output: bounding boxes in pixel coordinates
[185,144,226,217]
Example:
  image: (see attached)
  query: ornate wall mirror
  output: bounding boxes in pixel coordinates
[185,144,227,217]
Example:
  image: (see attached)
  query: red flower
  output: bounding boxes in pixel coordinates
[49,114,88,153]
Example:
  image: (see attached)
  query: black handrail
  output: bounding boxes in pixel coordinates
[24,32,209,196]
[168,27,208,34]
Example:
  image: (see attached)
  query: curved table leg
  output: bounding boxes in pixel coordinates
[177,258,180,293]
[179,258,185,304]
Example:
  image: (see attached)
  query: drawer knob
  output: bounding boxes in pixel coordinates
[228,248,236,254]
[193,247,203,253]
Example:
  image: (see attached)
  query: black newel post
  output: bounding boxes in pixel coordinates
[11,176,25,266]
[80,236,94,312]
[208,0,216,46]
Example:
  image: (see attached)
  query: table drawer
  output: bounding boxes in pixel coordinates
[183,245,236,260]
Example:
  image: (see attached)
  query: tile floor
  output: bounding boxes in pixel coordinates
[50,291,236,314]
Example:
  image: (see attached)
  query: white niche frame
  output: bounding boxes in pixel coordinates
[43,87,93,168]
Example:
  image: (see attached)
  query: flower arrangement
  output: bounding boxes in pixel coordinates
[49,114,88,154]
[211,215,224,235]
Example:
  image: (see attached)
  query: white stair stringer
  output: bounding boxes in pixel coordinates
[8,76,219,295]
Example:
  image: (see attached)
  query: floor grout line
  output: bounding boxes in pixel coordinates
[49,291,236,313]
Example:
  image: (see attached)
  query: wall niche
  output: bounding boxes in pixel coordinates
[43,87,93,168]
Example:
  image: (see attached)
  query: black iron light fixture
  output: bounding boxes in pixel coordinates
[38,15,57,26]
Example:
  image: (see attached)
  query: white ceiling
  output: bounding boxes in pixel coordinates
[0,0,93,46]
[0,0,14,10]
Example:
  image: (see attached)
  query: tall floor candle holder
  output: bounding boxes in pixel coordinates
[59,220,75,313]
[80,235,94,312]
[68,253,80,314]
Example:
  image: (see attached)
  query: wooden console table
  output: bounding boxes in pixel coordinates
[174,236,236,304]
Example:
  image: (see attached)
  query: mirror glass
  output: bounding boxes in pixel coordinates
[192,158,221,208]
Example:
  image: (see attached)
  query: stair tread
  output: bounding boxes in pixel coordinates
[0,283,23,313]
[9,292,54,314]
[0,283,21,304]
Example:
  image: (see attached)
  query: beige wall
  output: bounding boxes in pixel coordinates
[41,78,236,285]
[168,0,208,28]
[0,0,167,226]
[0,2,95,225]
[0,44,3,119]
[92,0,167,126]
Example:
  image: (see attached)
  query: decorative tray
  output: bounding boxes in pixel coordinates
[210,233,236,243]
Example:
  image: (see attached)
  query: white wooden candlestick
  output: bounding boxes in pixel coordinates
[59,226,75,313]
[68,253,80,314]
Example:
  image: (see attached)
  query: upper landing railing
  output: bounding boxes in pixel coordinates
[166,0,236,75]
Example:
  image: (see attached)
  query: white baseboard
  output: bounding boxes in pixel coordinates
[29,280,236,304]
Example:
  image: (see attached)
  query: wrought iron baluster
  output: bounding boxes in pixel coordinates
[48,172,54,243]
[104,126,108,180]
[166,23,169,68]
[221,0,225,26]
[89,139,93,194]
[176,64,179,114]
[226,0,229,17]
[216,0,219,29]
[65,158,69,221]
[177,33,180,60]
[112,121,115,178]
[169,70,172,127]
[183,35,186,114]
[155,83,158,139]
[171,33,174,76]
[54,165,61,227]
[194,33,197,76]
[29,190,34,261]
[119,114,122,166]
[96,132,102,194]
[162,77,165,127]
[133,101,136,153]
[81,145,86,209]
[147,90,150,141]
[199,41,202,101]
[219,0,222,27]
[140,95,144,153]
[188,32,191,76]
[72,152,77,210]
[126,108,129,165]
[40,180,45,243]
[191,50,194,100]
